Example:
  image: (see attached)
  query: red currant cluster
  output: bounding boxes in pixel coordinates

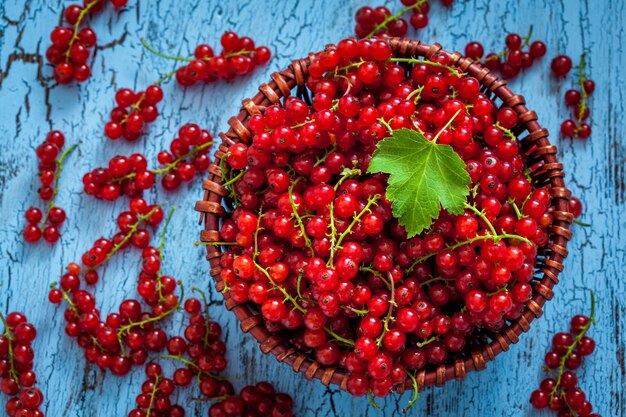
[354,0,434,39]
[560,55,594,139]
[83,153,154,201]
[23,131,76,244]
[465,27,547,79]
[47,0,127,83]
[216,38,551,401]
[104,85,164,141]
[530,292,600,417]
[175,32,272,86]
[141,31,271,89]
[0,312,45,417]
[83,124,213,200]
[48,201,170,375]
[128,293,294,417]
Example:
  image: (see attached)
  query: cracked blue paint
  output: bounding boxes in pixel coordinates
[0,0,624,416]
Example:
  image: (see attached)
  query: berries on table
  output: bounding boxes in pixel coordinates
[0,312,45,416]
[84,124,213,200]
[551,54,573,77]
[48,201,172,376]
[465,26,547,79]
[105,85,164,141]
[23,131,76,244]
[211,37,555,404]
[141,31,272,88]
[47,0,126,83]
[530,291,600,417]
[560,54,593,139]
[354,0,448,39]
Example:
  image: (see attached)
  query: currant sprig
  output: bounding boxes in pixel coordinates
[530,291,599,416]
[24,134,76,244]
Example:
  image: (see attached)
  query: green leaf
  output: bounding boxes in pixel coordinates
[367,128,471,237]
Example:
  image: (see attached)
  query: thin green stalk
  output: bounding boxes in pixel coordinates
[387,58,462,77]
[333,194,381,251]
[253,260,305,313]
[64,0,100,62]
[42,144,77,224]
[288,179,313,254]
[141,38,194,62]
[433,109,462,144]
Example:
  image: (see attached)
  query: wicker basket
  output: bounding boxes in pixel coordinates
[195,37,573,392]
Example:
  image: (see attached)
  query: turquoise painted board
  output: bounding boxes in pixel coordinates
[0,0,624,416]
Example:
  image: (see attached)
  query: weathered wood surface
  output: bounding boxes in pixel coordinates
[0,0,624,416]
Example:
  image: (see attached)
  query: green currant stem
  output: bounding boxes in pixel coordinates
[327,203,337,267]
[402,372,420,413]
[508,198,527,220]
[573,218,591,227]
[119,94,147,125]
[376,273,396,347]
[347,306,368,316]
[324,326,355,347]
[140,38,194,62]
[576,53,589,129]
[158,206,176,255]
[416,336,438,348]
[406,85,424,104]
[153,141,214,175]
[333,194,381,252]
[433,109,462,144]
[253,260,305,313]
[117,282,183,347]
[549,290,595,401]
[223,49,255,58]
[313,144,338,167]
[64,0,100,62]
[495,122,517,141]
[94,205,161,272]
[368,391,380,409]
[194,241,237,246]
[463,202,498,236]
[333,168,362,191]
[0,313,19,382]
[419,276,454,287]
[145,374,161,417]
[365,0,428,38]
[41,144,77,225]
[289,178,313,255]
[295,271,307,302]
[156,354,200,371]
[252,209,264,263]
[387,58,463,77]
[221,169,244,188]
[377,117,393,134]
[486,285,508,296]
[359,266,390,290]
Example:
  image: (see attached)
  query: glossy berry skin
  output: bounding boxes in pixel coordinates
[551,55,573,77]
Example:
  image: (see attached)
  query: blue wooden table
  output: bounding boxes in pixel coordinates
[1,0,624,416]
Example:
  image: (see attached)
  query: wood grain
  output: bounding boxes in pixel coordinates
[0,1,624,416]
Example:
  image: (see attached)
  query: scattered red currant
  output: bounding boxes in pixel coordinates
[47,0,126,83]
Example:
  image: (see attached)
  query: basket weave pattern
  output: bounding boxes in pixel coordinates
[195,38,573,391]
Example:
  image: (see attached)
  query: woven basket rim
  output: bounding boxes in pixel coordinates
[196,37,573,392]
